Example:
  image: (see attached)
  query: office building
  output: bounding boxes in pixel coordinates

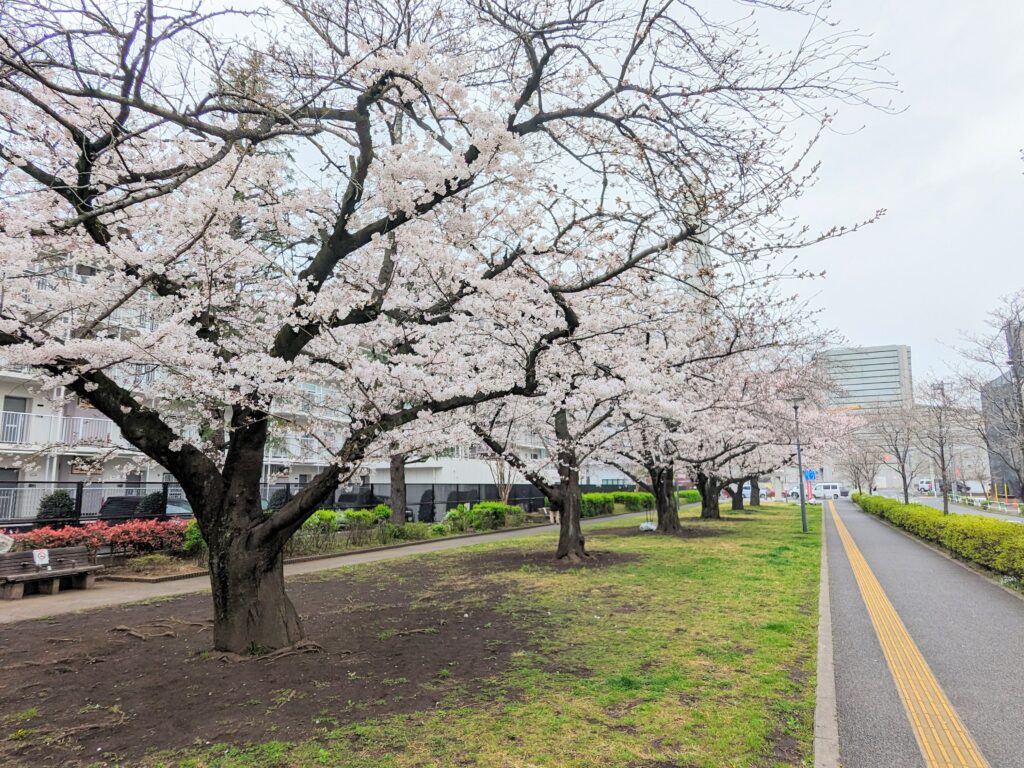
[822,345,914,410]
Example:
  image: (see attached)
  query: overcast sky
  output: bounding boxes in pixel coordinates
[784,1,1024,383]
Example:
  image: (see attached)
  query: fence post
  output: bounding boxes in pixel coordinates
[161,482,170,517]
[74,481,84,522]
[286,482,292,502]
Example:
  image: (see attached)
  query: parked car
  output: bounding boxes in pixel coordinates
[165,498,193,517]
[917,479,934,493]
[787,486,801,499]
[96,493,165,522]
[741,484,768,501]
[812,482,842,500]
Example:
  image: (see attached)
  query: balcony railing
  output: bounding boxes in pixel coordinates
[0,411,133,450]
[0,411,338,464]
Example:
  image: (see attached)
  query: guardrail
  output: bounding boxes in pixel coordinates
[948,493,1023,516]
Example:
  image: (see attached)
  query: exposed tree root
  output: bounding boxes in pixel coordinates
[111,625,176,641]
[210,639,324,664]
[3,654,103,671]
[393,627,439,637]
[556,549,591,562]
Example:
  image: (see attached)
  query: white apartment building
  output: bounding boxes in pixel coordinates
[0,363,631,523]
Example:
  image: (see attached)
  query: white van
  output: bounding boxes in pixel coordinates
[812,482,842,499]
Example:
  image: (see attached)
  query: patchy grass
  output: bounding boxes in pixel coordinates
[141,503,821,768]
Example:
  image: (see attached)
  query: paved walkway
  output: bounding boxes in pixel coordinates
[0,512,644,624]
[827,498,1024,767]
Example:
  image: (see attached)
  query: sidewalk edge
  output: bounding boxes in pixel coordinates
[814,506,840,768]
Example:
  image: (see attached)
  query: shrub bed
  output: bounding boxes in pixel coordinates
[851,493,1024,579]
[9,519,188,558]
[445,501,524,531]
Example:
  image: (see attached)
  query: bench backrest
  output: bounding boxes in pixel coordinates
[0,545,92,576]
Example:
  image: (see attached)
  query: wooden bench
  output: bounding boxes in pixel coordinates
[0,546,103,600]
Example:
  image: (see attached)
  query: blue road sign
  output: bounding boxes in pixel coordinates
[804,469,817,481]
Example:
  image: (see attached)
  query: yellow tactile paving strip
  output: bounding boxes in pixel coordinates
[829,501,989,768]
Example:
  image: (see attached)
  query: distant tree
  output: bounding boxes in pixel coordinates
[869,406,923,504]
[915,380,958,514]
[957,290,1024,499]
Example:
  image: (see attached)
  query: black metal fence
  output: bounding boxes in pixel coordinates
[0,480,636,529]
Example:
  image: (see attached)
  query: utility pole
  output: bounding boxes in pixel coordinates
[792,398,808,534]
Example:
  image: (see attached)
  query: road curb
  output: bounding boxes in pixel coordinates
[814,506,840,768]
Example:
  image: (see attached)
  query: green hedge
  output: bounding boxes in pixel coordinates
[467,501,518,530]
[580,493,615,517]
[609,491,655,511]
[851,493,1024,579]
[445,501,522,531]
[676,489,702,504]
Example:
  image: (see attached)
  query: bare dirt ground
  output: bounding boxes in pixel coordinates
[0,550,567,766]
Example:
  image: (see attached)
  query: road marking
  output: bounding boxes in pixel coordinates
[829,501,989,768]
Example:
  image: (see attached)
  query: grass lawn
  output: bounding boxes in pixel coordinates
[0,504,821,768]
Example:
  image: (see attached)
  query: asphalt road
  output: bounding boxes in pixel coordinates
[828,498,1024,767]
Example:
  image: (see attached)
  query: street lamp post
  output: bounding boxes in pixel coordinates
[791,398,808,534]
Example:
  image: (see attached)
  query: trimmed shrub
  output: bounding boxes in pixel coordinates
[379,522,402,545]
[13,518,188,558]
[851,494,1024,579]
[444,505,471,532]
[340,509,375,527]
[371,503,393,523]
[467,501,516,530]
[182,519,206,558]
[36,490,77,528]
[303,509,340,534]
[677,489,702,504]
[430,523,449,536]
[401,522,432,540]
[610,491,655,511]
[581,493,615,517]
[11,521,109,556]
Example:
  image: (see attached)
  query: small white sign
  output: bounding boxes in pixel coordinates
[0,533,13,554]
[32,548,49,567]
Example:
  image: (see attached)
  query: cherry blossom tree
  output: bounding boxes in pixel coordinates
[0,0,886,650]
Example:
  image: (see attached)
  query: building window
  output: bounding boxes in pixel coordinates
[601,478,627,487]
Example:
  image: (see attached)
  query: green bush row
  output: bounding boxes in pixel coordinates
[608,491,656,511]
[445,501,524,532]
[580,493,615,517]
[851,493,1024,579]
[676,489,702,504]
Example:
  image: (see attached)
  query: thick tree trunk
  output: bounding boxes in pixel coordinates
[749,476,761,508]
[650,465,681,533]
[554,478,587,560]
[207,530,302,654]
[731,483,744,511]
[696,472,721,520]
[389,452,407,525]
[554,408,587,560]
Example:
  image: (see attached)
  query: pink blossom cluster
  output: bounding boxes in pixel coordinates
[8,519,189,557]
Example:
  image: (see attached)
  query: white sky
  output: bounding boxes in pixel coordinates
[785,0,1024,381]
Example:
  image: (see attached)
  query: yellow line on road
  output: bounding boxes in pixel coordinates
[829,501,988,768]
